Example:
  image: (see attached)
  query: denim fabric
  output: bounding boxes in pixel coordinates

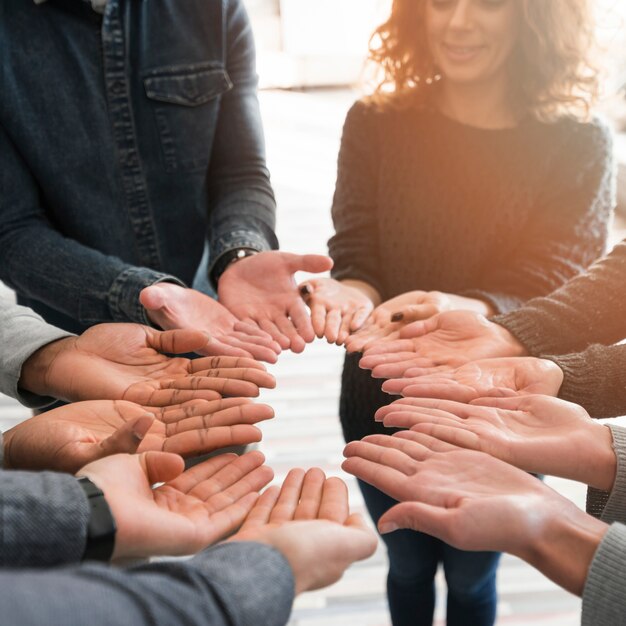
[0,0,277,334]
[359,480,500,626]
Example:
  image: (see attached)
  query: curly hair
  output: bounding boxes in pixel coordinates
[368,0,600,120]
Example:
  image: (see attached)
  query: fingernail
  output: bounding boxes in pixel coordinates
[379,522,399,534]
[391,312,404,322]
[300,284,312,297]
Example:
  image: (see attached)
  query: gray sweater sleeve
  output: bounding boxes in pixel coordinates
[0,297,73,407]
[0,430,90,567]
[582,523,626,626]
[543,344,626,419]
[0,542,295,626]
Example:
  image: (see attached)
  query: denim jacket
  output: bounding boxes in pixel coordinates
[0,0,278,333]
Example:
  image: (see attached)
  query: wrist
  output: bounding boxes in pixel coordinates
[76,476,117,562]
[212,248,259,287]
[19,336,76,398]
[520,501,608,596]
[341,279,381,307]
[495,324,528,357]
[581,423,618,492]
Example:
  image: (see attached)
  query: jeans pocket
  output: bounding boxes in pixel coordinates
[144,63,233,174]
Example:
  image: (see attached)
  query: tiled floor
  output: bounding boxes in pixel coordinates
[0,88,599,625]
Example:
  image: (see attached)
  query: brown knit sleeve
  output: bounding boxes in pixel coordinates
[328,100,385,296]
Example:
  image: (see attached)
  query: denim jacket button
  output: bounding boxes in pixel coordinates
[111,81,124,95]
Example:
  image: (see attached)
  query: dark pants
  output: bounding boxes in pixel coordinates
[359,480,500,626]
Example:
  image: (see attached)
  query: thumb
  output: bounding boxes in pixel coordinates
[399,315,439,339]
[140,450,186,484]
[391,304,439,324]
[147,327,212,355]
[94,415,155,459]
[289,254,334,274]
[139,285,167,311]
[378,502,451,538]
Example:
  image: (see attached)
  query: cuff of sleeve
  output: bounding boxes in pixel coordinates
[107,267,186,325]
[1,324,73,409]
[190,542,295,626]
[0,471,89,567]
[582,523,626,626]
[491,309,555,356]
[590,426,626,524]
[460,290,524,316]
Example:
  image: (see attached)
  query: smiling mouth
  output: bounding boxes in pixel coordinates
[442,43,484,62]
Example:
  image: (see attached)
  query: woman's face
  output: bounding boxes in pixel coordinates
[425,0,521,86]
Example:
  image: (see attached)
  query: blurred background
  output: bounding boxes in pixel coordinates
[2,1,626,624]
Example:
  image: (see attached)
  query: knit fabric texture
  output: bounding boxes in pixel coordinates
[329,99,614,442]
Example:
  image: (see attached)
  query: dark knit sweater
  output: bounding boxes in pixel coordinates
[494,240,626,418]
[329,99,615,442]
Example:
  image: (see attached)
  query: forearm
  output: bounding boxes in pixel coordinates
[544,344,626,419]
[0,299,73,406]
[341,279,382,307]
[0,466,88,567]
[0,542,294,626]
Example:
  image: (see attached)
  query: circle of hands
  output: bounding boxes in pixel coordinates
[6,251,612,593]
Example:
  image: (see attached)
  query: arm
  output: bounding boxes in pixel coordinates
[464,119,615,314]
[0,297,73,407]
[206,0,278,284]
[0,124,183,326]
[0,542,294,626]
[328,101,385,298]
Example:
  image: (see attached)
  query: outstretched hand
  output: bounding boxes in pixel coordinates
[79,450,273,559]
[21,322,276,405]
[229,467,377,594]
[359,311,526,379]
[375,395,616,490]
[3,398,274,473]
[140,283,281,362]
[218,251,333,353]
[381,356,564,399]
[342,432,607,596]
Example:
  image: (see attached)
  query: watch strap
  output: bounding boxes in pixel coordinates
[211,247,259,287]
[77,476,117,562]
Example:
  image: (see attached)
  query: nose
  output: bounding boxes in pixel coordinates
[448,0,475,31]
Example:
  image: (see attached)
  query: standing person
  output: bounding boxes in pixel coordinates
[0,0,330,358]
[301,1,615,624]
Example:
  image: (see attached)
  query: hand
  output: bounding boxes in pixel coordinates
[359,311,526,379]
[79,450,273,559]
[381,356,564,399]
[218,251,333,353]
[21,323,276,404]
[376,395,616,491]
[342,432,608,596]
[299,278,375,345]
[140,283,280,362]
[229,467,377,594]
[345,291,492,353]
[2,398,274,473]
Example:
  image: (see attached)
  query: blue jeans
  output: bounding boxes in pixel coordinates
[359,480,500,626]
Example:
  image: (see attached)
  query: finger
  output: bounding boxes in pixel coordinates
[163,424,263,457]
[141,450,186,484]
[469,395,532,410]
[189,356,267,374]
[391,304,439,324]
[337,312,354,346]
[287,253,333,274]
[359,351,422,370]
[160,376,261,398]
[274,314,306,353]
[197,339,253,359]
[269,468,307,522]
[217,335,279,364]
[396,430,463,453]
[94,415,155,459]
[156,397,253,423]
[381,397,478,418]
[204,464,275,512]
[381,410,464,431]
[402,383,476,403]
[165,403,274,434]
[233,320,279,344]
[184,367,275,390]
[289,299,315,344]
[342,440,417,475]
[372,359,437,379]
[358,433,433,461]
[350,306,373,332]
[239,485,282,530]
[379,502,454,539]
[401,424,482,452]
[381,377,418,395]
[129,387,223,407]
[324,308,343,344]
[145,327,212,356]
[362,339,418,357]
[310,303,328,338]
[399,317,439,339]
[317,477,349,523]
[258,318,291,350]
[168,452,240,493]
[294,468,326,520]
[341,456,408,501]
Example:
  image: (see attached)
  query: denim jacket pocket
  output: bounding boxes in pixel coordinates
[144,65,233,174]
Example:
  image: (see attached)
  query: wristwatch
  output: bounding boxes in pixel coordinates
[211,247,259,286]
[77,476,117,562]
